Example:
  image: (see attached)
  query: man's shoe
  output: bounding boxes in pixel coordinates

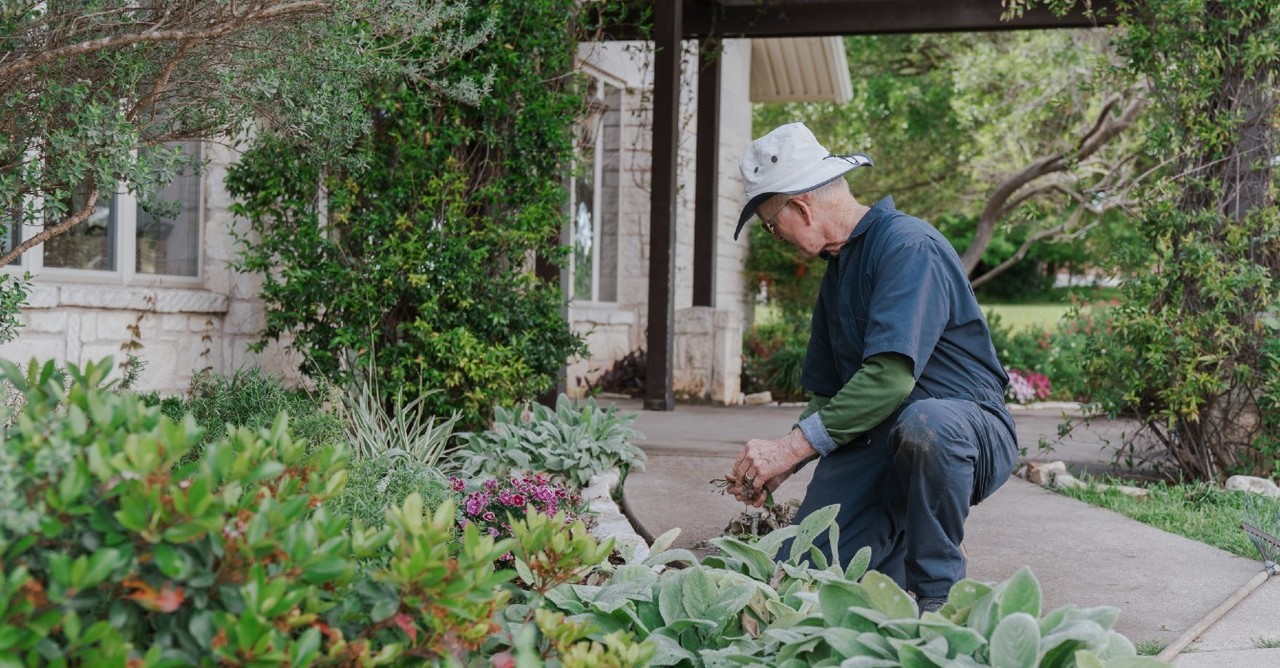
[918,597,947,616]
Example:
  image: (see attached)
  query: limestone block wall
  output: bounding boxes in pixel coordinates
[673,306,743,405]
[570,40,754,404]
[0,143,304,394]
[565,304,636,398]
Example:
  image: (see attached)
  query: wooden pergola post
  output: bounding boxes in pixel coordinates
[692,38,721,308]
[643,0,682,411]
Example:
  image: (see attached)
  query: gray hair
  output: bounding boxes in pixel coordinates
[804,176,850,203]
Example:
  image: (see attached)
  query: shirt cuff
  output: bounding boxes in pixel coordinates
[798,412,839,457]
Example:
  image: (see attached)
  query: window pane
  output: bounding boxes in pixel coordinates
[44,186,116,271]
[572,176,595,301]
[572,119,597,302]
[597,83,622,303]
[138,142,201,276]
[3,215,17,266]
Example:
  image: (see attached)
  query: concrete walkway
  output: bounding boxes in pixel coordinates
[611,399,1280,667]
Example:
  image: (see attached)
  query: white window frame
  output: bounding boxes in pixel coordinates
[4,145,205,289]
[568,65,624,305]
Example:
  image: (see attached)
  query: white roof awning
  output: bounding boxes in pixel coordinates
[750,36,853,104]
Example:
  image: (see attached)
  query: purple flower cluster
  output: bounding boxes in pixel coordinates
[449,474,583,561]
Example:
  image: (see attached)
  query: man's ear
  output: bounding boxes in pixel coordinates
[791,196,813,225]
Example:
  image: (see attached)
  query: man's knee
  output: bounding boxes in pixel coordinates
[891,400,970,458]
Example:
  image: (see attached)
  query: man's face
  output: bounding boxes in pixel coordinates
[758,196,793,240]
[758,194,821,258]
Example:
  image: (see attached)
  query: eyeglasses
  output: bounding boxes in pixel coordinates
[759,198,793,237]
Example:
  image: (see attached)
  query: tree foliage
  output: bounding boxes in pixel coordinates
[0,0,492,267]
[228,0,594,430]
[750,30,1145,306]
[1062,0,1280,480]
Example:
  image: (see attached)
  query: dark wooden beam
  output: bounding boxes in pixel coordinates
[692,39,720,308]
[598,0,1115,40]
[644,0,681,411]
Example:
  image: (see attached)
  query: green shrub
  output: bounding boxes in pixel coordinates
[0,272,30,345]
[450,395,646,489]
[0,358,627,665]
[539,506,1165,667]
[330,455,452,531]
[742,321,809,401]
[174,367,345,461]
[226,0,593,432]
[986,305,1114,402]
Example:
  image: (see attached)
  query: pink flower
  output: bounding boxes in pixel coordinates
[482,511,497,522]
[464,492,489,517]
[449,477,465,492]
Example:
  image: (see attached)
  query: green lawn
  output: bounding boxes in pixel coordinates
[761,300,1073,333]
[982,303,1071,333]
[1056,477,1265,559]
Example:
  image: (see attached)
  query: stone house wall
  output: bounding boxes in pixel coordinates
[1,142,303,394]
[4,42,757,405]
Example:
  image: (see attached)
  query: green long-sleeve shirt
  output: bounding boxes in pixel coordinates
[794,352,915,457]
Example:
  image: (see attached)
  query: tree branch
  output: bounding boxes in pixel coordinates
[960,91,1148,274]
[970,205,1089,290]
[0,1,327,81]
[0,186,98,266]
[129,39,198,121]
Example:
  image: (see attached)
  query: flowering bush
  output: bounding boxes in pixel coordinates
[452,474,583,561]
[1007,368,1053,404]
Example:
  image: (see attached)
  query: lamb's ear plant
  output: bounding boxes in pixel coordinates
[539,503,1168,667]
[451,394,646,488]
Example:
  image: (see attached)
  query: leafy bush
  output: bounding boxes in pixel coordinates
[0,272,30,345]
[450,395,646,489]
[986,306,1112,402]
[742,320,809,401]
[330,455,452,531]
[168,367,346,461]
[1064,0,1280,481]
[539,506,1164,667]
[0,358,630,665]
[226,0,594,432]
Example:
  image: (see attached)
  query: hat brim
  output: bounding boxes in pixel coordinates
[733,170,850,241]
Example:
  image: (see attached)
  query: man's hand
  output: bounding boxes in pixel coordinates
[726,429,817,507]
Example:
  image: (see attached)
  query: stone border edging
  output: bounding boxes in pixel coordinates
[582,470,650,563]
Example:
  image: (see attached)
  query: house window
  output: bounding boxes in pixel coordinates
[7,141,201,281]
[4,215,19,267]
[136,144,201,276]
[44,188,118,271]
[569,75,621,303]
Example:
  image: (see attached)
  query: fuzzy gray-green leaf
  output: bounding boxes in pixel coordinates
[789,504,840,562]
[990,612,1040,668]
[998,567,1042,619]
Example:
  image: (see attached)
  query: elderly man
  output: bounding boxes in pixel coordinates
[726,122,1018,613]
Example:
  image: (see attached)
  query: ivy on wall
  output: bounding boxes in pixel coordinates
[227,0,612,429]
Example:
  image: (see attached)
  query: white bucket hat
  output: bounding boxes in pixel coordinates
[735,122,873,240]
